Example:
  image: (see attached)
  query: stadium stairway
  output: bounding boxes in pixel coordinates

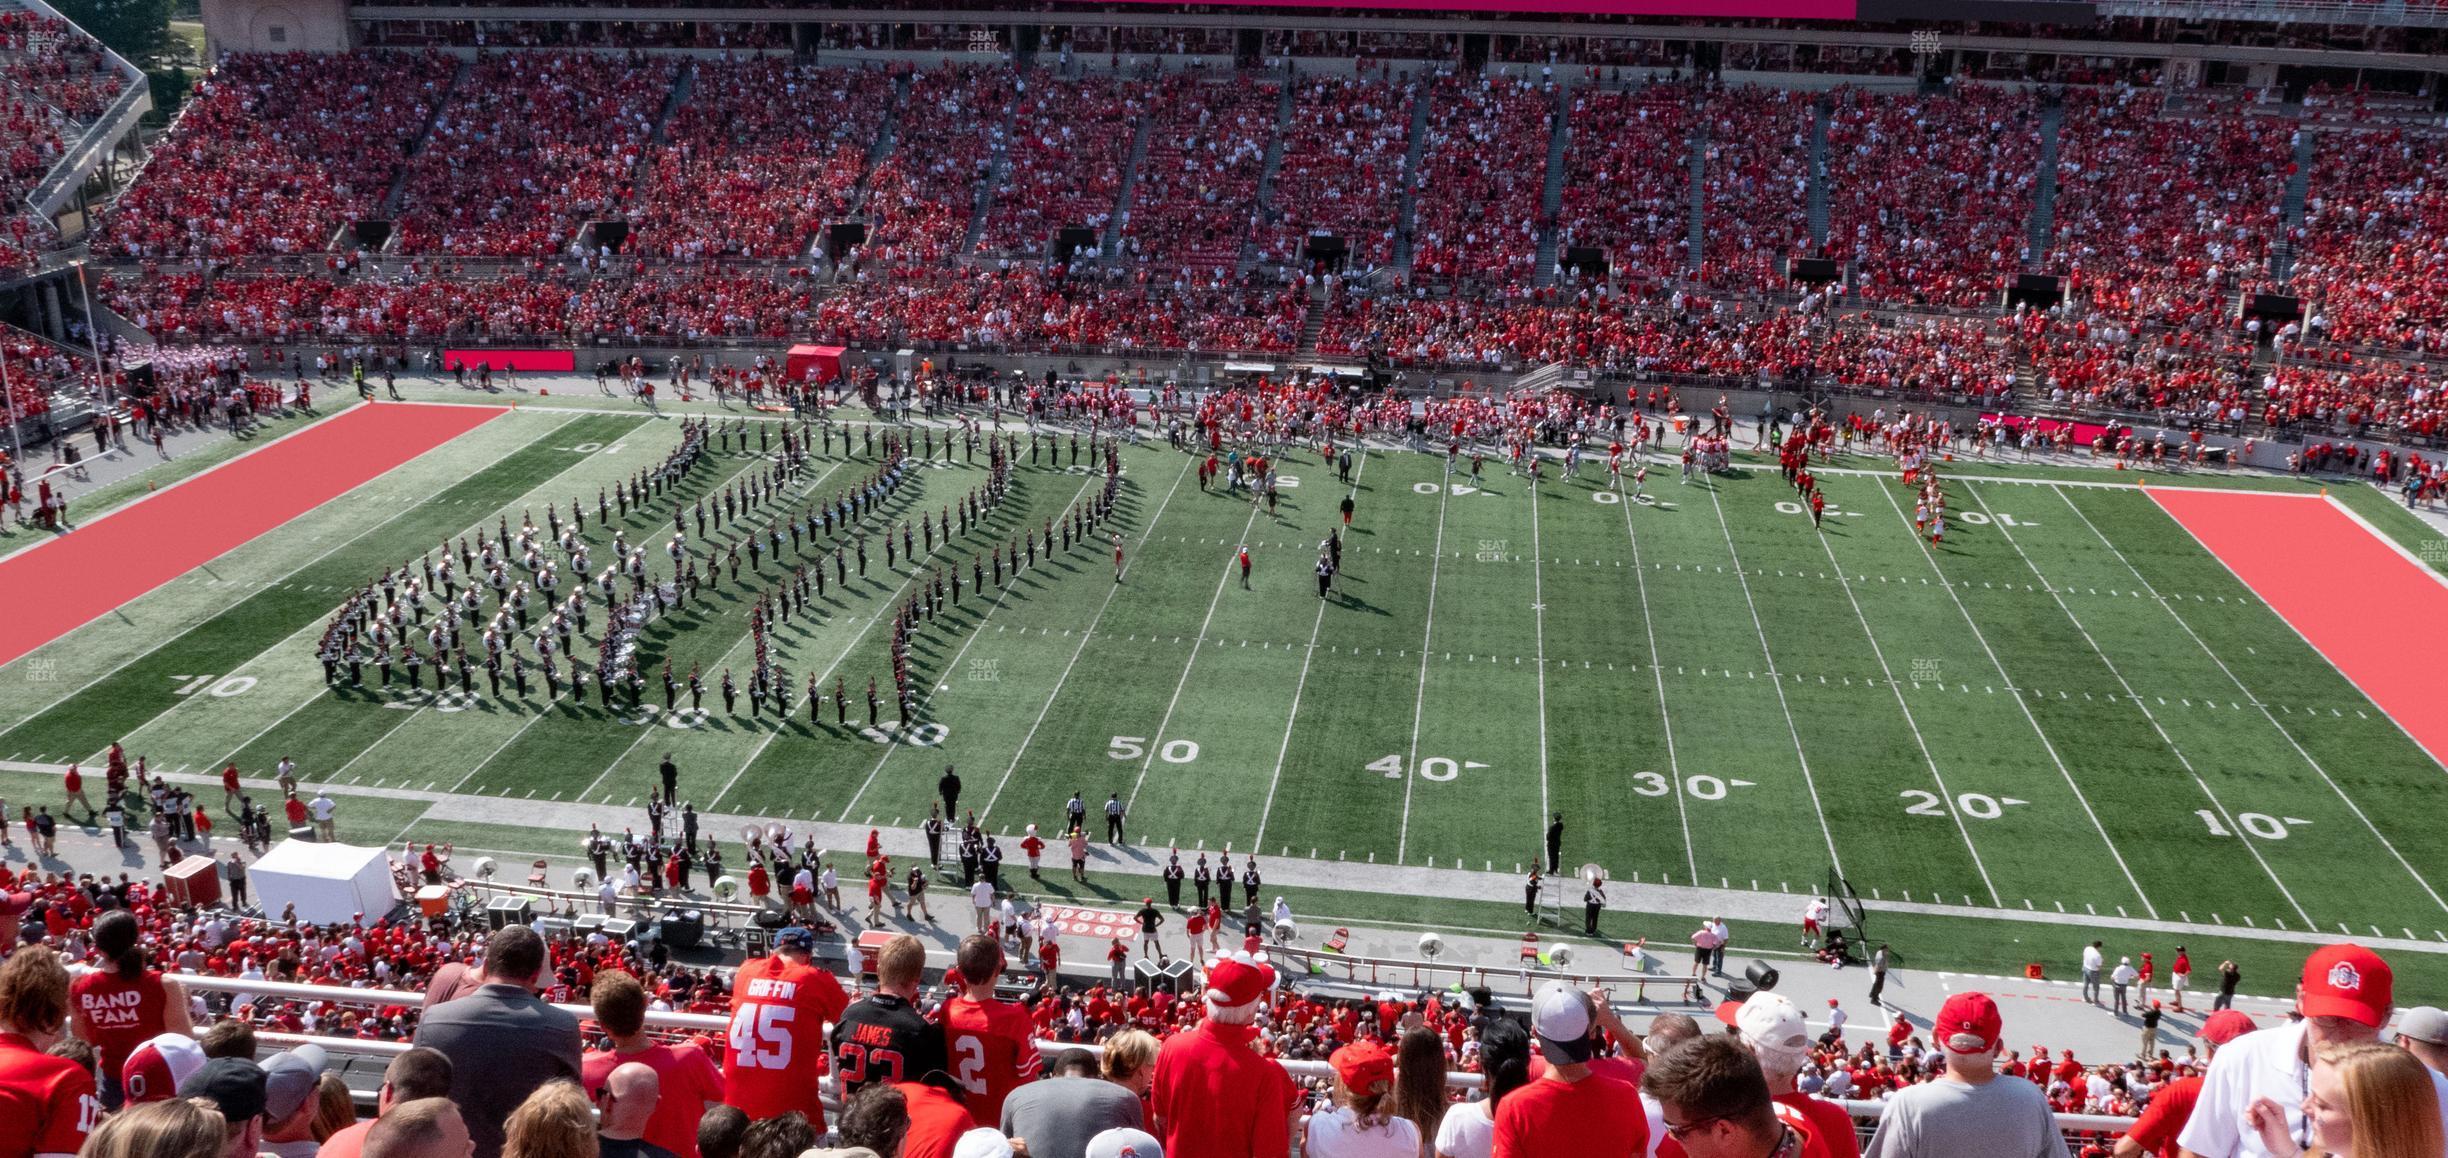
[818,71,910,269]
[2024,98,2064,271]
[649,60,692,146]
[1242,70,1297,279]
[1532,81,1568,288]
[375,56,469,223]
[1390,76,1431,276]
[1099,98,1155,261]
[959,66,1023,257]
[1806,96,1831,250]
[1295,281,1326,356]
[2269,124,2317,284]
[87,294,148,346]
[1684,121,1706,275]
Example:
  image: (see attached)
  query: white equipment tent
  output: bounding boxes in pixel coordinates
[250,840,397,926]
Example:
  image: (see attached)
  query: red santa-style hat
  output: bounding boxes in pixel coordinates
[1204,951,1276,1008]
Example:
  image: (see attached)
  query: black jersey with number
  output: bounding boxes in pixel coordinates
[828,993,945,1097]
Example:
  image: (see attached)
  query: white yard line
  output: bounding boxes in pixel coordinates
[1867,481,2157,918]
[1615,483,1702,887]
[0,411,587,733]
[1696,480,1847,876]
[1394,478,1453,865]
[1962,483,2318,929]
[977,455,1196,823]
[1525,474,1552,844]
[2048,484,2448,914]
[1120,482,1274,815]
[832,467,1105,822]
[1252,454,1369,849]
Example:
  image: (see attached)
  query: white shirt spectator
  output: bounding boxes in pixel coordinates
[972,880,996,910]
[2082,944,2103,974]
[1434,1099,1496,1158]
[1305,1106,1419,1158]
[2175,1021,2448,1157]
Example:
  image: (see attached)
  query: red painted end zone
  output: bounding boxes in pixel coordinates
[2150,489,2448,770]
[0,401,505,667]
[444,349,575,373]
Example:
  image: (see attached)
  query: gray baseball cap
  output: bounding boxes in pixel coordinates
[2398,1006,2448,1046]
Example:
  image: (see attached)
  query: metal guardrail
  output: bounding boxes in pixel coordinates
[1268,941,1697,1003]
[167,972,1396,1090]
[165,972,2143,1142]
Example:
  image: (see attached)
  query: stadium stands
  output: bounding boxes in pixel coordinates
[1824,84,2042,308]
[854,63,1013,277]
[101,51,452,260]
[975,73,1148,259]
[1406,73,1550,285]
[2288,124,2448,356]
[1119,71,1279,282]
[1553,81,1697,286]
[2047,87,2290,330]
[1696,85,1816,292]
[630,58,897,262]
[46,38,2448,456]
[392,52,678,256]
[1253,74,1411,273]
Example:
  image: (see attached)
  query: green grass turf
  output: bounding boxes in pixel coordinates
[8,421,2448,979]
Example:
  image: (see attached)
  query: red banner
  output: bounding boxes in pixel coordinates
[1982,412,2116,448]
[1087,0,1854,14]
[1037,904,1139,942]
[444,349,576,373]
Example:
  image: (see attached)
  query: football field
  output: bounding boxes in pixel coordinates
[7,397,2448,964]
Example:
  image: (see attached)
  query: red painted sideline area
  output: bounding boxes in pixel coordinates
[0,402,504,667]
[444,349,575,373]
[2151,489,2448,770]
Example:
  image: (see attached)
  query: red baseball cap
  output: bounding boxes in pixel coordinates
[1330,1040,1394,1095]
[2301,944,2392,1027]
[1934,992,2003,1055]
[2199,1010,2257,1046]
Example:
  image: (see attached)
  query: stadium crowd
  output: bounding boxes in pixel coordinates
[630,60,899,263]
[60,47,2448,455]
[8,822,2448,1158]
[975,75,1149,259]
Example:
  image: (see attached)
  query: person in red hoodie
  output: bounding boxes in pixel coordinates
[1151,952,1299,1158]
